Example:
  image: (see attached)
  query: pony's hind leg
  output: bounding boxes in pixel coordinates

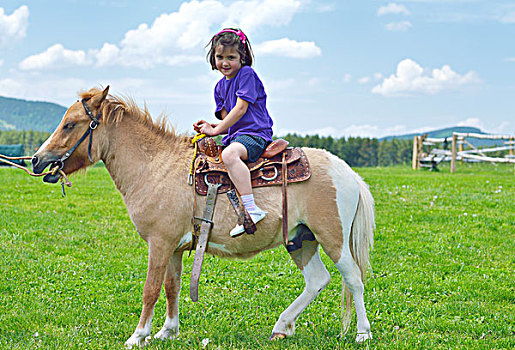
[315,157,373,343]
[333,246,372,342]
[270,225,330,340]
[155,251,183,341]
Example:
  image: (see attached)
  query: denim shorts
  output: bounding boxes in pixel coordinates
[229,135,269,162]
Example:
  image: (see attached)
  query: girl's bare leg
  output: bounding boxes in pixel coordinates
[222,142,252,195]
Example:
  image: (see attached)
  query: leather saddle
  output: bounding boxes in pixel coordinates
[193,137,311,195]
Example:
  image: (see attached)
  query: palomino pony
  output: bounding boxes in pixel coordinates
[32,87,374,347]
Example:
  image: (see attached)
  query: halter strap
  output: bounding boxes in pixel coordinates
[58,99,102,167]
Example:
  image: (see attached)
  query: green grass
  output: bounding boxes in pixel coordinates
[0,163,513,349]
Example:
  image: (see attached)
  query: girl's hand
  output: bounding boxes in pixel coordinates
[199,122,217,136]
[193,120,208,133]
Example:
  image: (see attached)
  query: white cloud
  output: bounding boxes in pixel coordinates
[372,58,481,96]
[19,44,93,70]
[94,43,120,67]
[254,38,321,58]
[377,3,411,16]
[0,59,3,67]
[343,73,352,83]
[500,11,515,23]
[457,117,483,129]
[0,5,29,47]
[358,76,371,84]
[506,57,515,62]
[385,21,412,31]
[21,0,308,70]
[315,4,335,13]
[96,0,303,68]
[224,0,301,31]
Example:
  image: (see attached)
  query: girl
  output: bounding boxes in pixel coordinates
[193,28,274,237]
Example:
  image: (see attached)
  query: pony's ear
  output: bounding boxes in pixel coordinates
[90,85,110,108]
[101,85,110,101]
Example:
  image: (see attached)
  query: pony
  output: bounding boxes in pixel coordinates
[31,87,375,348]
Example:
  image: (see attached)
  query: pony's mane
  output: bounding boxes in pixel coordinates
[79,88,191,145]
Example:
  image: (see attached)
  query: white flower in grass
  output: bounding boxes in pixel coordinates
[201,338,210,348]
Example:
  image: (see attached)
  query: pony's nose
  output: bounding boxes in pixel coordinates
[31,155,39,168]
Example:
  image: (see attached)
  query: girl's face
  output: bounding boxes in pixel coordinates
[214,45,242,79]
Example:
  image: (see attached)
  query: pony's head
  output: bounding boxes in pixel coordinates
[32,86,110,183]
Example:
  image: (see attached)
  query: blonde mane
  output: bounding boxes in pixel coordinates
[79,88,192,145]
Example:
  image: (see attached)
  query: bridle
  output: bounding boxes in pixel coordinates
[53,98,101,171]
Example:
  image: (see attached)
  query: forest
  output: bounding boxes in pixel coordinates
[0,130,413,167]
[0,96,65,132]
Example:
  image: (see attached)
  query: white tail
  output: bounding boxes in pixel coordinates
[342,173,375,335]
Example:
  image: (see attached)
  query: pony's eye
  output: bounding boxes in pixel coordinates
[64,123,75,130]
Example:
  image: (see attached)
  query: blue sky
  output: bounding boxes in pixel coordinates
[1,0,514,138]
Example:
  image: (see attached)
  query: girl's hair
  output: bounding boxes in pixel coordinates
[206,28,254,70]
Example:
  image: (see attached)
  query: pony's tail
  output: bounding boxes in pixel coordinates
[350,174,375,281]
[341,174,375,335]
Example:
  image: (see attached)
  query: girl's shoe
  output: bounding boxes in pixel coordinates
[229,209,267,237]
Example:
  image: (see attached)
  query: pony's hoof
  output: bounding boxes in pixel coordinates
[355,331,372,343]
[154,328,178,341]
[125,335,150,349]
[269,332,287,341]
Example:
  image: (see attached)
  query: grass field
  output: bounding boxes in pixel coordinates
[0,163,513,349]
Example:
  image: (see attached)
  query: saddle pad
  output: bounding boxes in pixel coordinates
[194,147,311,195]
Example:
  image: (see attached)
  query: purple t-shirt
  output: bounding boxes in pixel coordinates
[214,66,274,145]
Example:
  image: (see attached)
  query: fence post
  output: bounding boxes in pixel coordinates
[451,133,457,173]
[458,139,463,164]
[412,136,419,169]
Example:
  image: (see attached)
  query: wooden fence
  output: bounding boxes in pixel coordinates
[412,133,515,173]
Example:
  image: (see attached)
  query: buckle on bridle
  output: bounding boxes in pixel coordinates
[90,120,98,130]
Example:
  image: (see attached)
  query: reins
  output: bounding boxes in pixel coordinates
[0,154,72,196]
[0,98,100,197]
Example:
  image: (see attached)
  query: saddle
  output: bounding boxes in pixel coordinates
[193,137,311,195]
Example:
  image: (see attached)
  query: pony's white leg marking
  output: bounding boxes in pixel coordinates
[125,318,152,349]
[328,154,372,342]
[155,252,183,341]
[154,315,179,341]
[335,252,371,342]
[272,249,330,336]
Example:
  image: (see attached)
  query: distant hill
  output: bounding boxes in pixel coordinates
[0,96,66,132]
[379,126,505,147]
[379,126,484,141]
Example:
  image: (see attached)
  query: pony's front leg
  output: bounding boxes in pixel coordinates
[155,251,183,341]
[125,242,172,349]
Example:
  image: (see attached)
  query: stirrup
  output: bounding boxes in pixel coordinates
[230,210,267,237]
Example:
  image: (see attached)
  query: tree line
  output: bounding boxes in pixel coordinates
[282,133,413,167]
[0,130,414,167]
[0,130,51,155]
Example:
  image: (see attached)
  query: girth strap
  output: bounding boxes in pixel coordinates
[190,183,221,302]
[282,152,290,247]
